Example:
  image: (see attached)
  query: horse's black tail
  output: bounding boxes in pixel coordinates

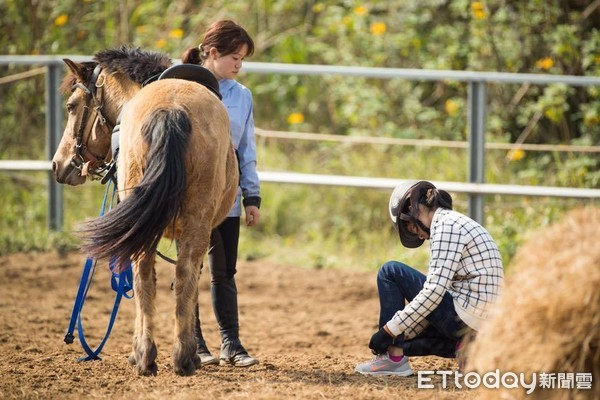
[78,108,190,269]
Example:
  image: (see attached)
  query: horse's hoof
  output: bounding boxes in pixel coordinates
[173,340,198,376]
[136,361,158,376]
[128,353,137,366]
[174,359,196,376]
[193,353,202,369]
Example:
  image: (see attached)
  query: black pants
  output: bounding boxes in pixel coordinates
[195,217,241,347]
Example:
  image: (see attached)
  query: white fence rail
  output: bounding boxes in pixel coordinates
[2,55,600,230]
[2,161,599,199]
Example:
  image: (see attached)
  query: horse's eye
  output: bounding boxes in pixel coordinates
[66,103,74,113]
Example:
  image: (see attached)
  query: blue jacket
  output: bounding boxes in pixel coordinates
[219,79,261,217]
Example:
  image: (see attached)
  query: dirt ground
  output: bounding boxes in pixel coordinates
[0,251,473,400]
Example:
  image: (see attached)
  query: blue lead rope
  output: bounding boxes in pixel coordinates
[64,179,134,361]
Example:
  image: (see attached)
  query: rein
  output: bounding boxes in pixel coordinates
[64,178,134,361]
[70,64,113,180]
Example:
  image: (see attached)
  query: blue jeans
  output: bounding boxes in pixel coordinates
[377,261,468,358]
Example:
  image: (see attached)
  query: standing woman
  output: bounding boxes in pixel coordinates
[355,181,504,375]
[181,20,261,367]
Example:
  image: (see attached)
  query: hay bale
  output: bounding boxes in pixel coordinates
[467,206,600,399]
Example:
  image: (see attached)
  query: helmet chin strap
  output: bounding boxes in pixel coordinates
[416,219,430,237]
[399,211,431,238]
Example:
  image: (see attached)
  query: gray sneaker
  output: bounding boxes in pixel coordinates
[355,354,413,376]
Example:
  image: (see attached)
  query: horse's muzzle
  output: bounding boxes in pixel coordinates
[52,160,86,186]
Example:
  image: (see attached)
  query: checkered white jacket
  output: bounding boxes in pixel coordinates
[386,208,504,337]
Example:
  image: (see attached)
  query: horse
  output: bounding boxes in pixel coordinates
[51,46,239,376]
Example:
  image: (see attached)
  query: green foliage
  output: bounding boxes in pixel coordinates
[1,0,599,270]
[0,76,46,159]
[3,0,599,143]
[241,141,596,270]
[0,173,107,255]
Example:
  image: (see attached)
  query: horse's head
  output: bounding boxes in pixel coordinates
[52,47,172,185]
[52,59,116,185]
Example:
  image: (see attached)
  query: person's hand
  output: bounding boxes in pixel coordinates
[245,205,260,227]
[368,326,395,355]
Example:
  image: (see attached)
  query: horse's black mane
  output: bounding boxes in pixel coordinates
[94,46,173,85]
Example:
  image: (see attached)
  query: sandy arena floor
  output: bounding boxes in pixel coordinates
[0,251,473,399]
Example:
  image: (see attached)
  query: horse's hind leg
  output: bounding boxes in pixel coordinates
[128,253,158,376]
[172,233,207,376]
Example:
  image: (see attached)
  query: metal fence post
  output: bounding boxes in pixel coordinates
[45,64,63,231]
[467,81,487,224]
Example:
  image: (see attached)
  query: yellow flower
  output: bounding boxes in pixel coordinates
[506,149,525,162]
[471,2,484,11]
[473,10,487,20]
[354,6,368,16]
[287,112,305,125]
[370,22,386,36]
[544,107,561,122]
[54,14,68,27]
[471,2,487,20]
[136,25,147,34]
[168,28,184,39]
[444,99,459,116]
[536,57,554,70]
[155,39,167,49]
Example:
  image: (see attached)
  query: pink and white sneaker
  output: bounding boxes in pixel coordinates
[355,353,413,376]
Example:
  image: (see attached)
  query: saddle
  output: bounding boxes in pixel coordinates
[143,64,223,100]
[103,64,221,184]
[156,64,222,100]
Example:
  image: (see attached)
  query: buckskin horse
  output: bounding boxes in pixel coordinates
[51,46,239,376]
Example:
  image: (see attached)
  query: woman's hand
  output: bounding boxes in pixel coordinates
[369,326,396,354]
[245,205,260,227]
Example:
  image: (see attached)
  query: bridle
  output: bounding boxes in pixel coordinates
[70,64,113,180]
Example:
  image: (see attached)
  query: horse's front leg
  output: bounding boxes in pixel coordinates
[172,236,206,376]
[128,252,158,376]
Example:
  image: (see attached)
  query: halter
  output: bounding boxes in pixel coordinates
[70,64,113,180]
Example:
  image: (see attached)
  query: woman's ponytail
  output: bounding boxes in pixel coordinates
[180,47,202,65]
[415,182,453,211]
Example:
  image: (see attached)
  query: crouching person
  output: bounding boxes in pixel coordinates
[355,181,504,376]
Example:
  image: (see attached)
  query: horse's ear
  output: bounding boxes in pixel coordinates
[63,58,86,81]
